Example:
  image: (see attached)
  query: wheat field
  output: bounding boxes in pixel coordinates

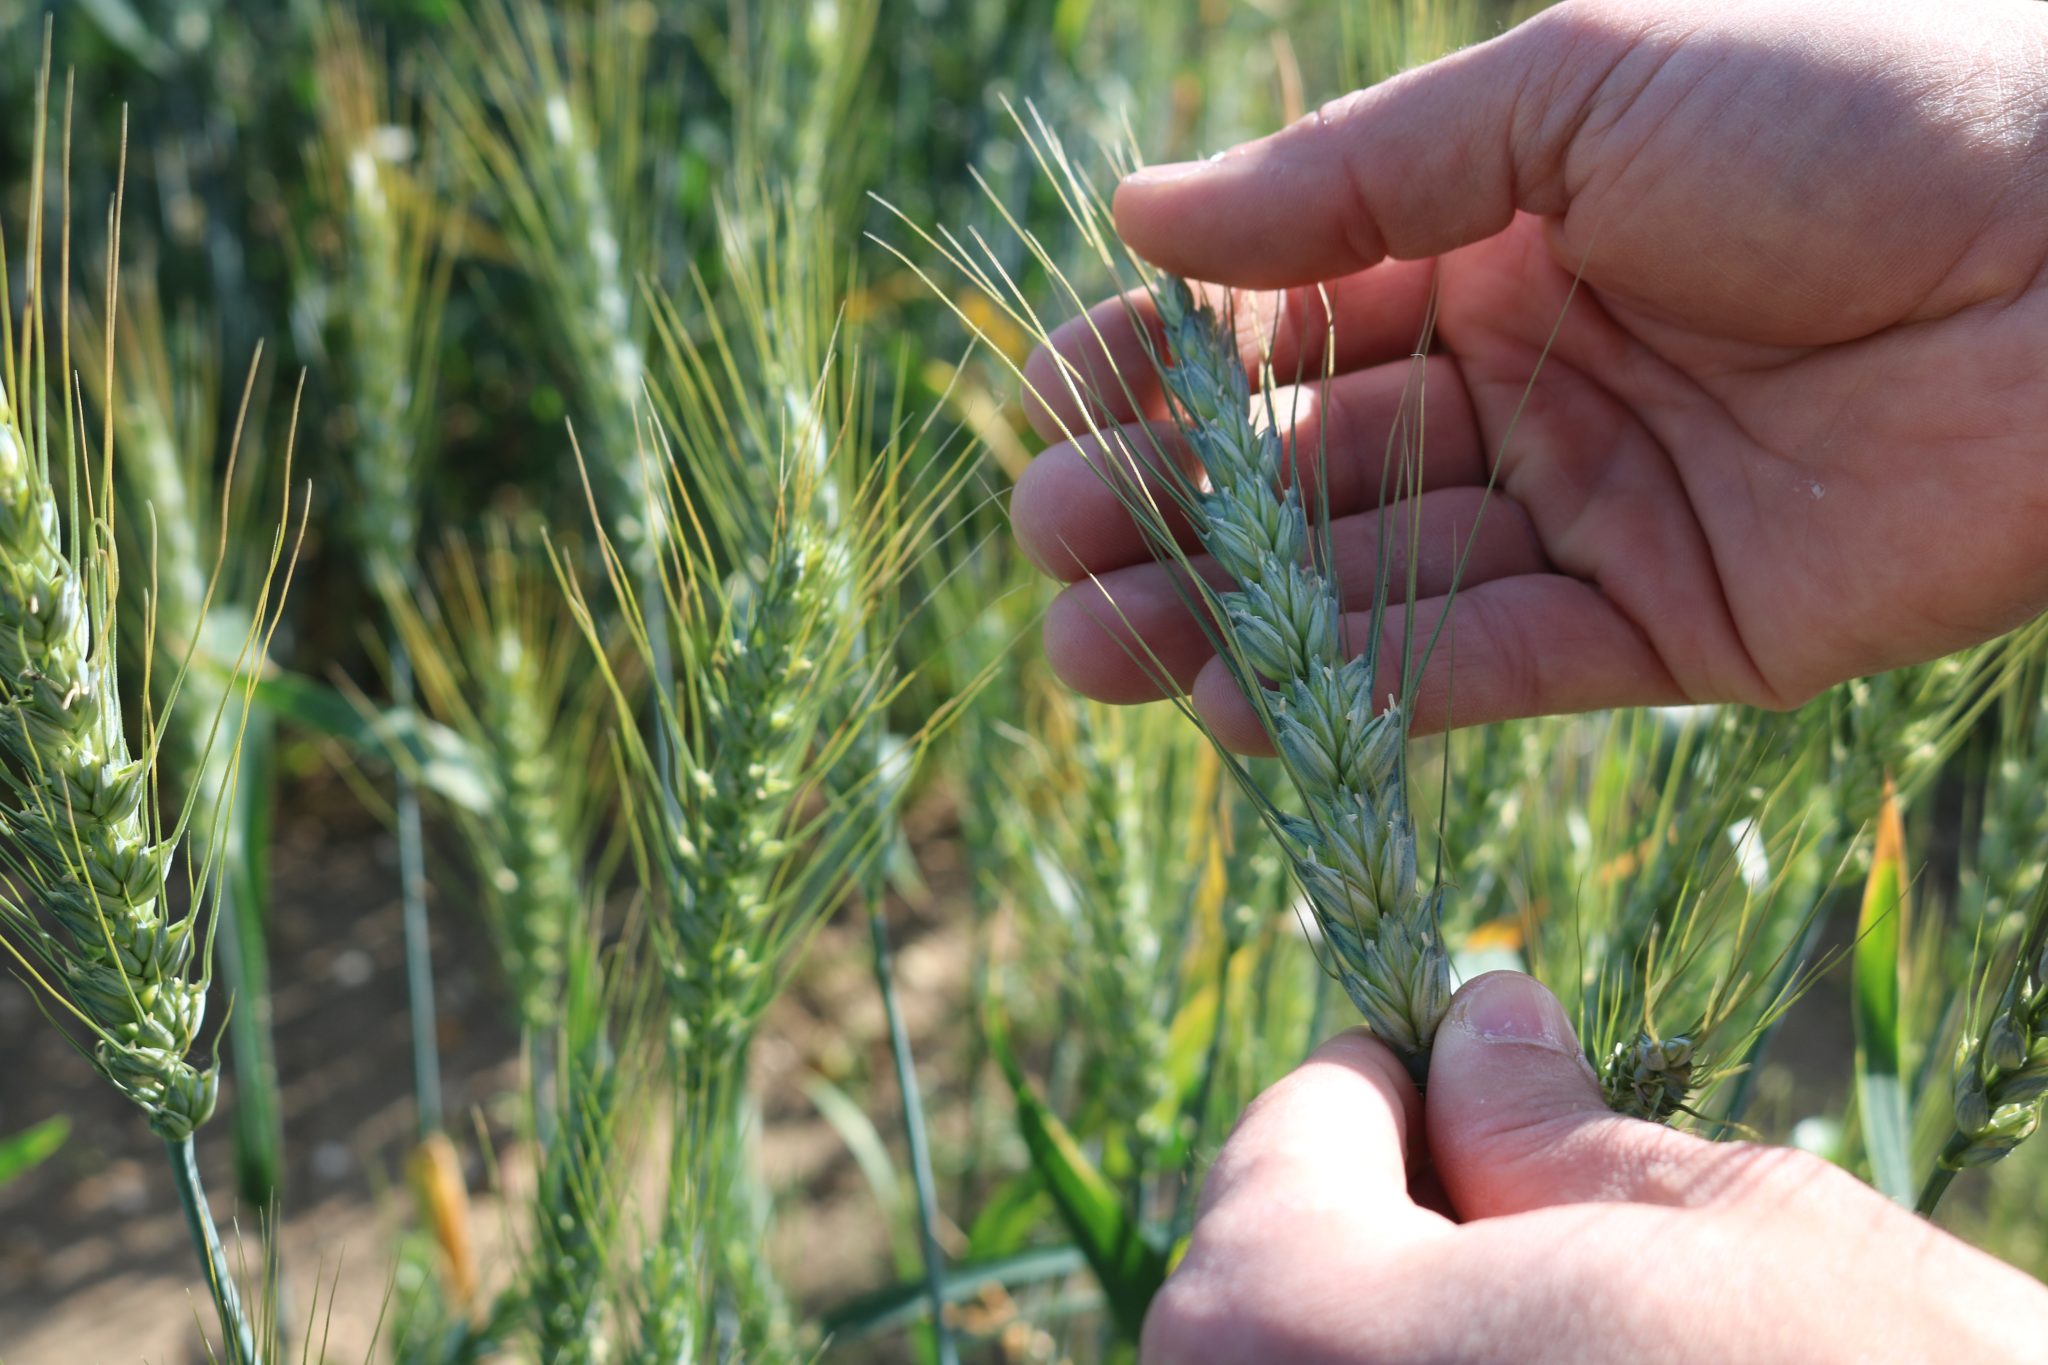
[0,1,2044,1362]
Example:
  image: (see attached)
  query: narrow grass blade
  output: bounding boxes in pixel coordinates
[1854,781,1913,1204]
[986,1009,1167,1341]
[0,1115,68,1188]
[820,1246,1090,1341]
[247,669,492,814]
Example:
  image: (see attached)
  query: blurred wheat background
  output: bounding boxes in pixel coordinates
[0,1,2043,1362]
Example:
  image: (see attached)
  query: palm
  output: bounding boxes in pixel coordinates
[1014,0,2048,742]
[1438,204,2048,707]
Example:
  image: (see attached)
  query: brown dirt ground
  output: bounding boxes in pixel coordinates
[0,778,995,1364]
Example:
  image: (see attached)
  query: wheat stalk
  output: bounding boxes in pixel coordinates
[305,5,458,1149]
[515,924,630,1362]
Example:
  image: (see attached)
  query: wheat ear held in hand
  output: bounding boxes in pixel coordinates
[1153,279,1450,1079]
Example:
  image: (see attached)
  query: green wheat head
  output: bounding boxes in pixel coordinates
[440,0,663,573]
[0,75,290,1155]
[881,109,1456,1077]
[388,521,612,1032]
[551,193,977,1360]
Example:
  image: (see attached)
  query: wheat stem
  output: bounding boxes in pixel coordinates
[391,646,443,1137]
[166,1135,262,1365]
[868,904,959,1364]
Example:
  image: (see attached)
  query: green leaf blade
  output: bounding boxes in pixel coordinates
[0,1115,68,1188]
[987,1010,1167,1341]
[1854,784,1914,1205]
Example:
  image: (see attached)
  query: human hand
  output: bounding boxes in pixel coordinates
[1012,0,2048,748]
[1143,972,2048,1363]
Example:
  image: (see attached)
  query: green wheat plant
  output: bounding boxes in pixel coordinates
[963,680,1323,1340]
[0,70,296,1364]
[1916,640,2048,1211]
[386,520,612,1035]
[550,201,977,1359]
[1003,698,1193,1158]
[516,922,639,1362]
[80,260,294,1225]
[371,513,630,1358]
[302,4,459,1154]
[438,0,665,577]
[1425,705,1814,1122]
[1522,707,1832,1123]
[1927,892,2048,1197]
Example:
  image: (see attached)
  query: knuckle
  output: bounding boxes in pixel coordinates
[1719,1141,1865,1209]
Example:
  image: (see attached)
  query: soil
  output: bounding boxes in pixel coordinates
[0,777,987,1364]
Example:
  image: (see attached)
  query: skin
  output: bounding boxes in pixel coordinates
[1012,0,2048,753]
[1010,1,2048,1357]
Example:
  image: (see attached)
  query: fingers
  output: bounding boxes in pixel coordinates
[1112,12,1589,287]
[1042,489,1546,703]
[1188,573,1683,746]
[1424,973,1753,1218]
[1011,420,1207,580]
[1013,354,1487,581]
[1044,559,1227,704]
[1021,262,1442,441]
[1195,1029,1428,1223]
[1141,1031,1451,1364]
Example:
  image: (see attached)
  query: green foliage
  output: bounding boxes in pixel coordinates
[1855,787,1913,1204]
[986,1008,1169,1343]
[0,1115,68,1188]
[3,3,2047,1361]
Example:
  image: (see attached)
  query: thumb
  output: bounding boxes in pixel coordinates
[1425,971,1728,1219]
[1111,4,1611,289]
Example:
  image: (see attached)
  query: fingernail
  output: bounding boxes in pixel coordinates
[1450,973,1578,1054]
[1122,159,1212,187]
